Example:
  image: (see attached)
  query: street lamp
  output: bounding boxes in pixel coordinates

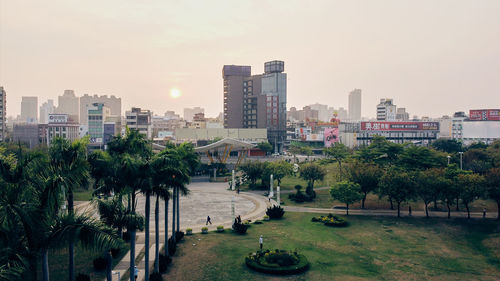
[458,152,464,170]
[447,155,451,165]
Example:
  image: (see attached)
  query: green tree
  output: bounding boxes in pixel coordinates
[457,173,485,219]
[267,160,293,186]
[257,142,273,155]
[330,181,363,215]
[486,140,500,167]
[415,168,449,218]
[398,145,447,170]
[379,168,416,217]
[431,138,463,154]
[463,148,492,174]
[485,168,500,219]
[300,163,326,198]
[48,137,90,281]
[324,143,350,177]
[238,161,267,187]
[345,161,382,209]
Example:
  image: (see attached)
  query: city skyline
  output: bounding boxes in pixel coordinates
[1,0,499,118]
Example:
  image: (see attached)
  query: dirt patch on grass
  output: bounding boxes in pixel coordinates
[482,234,500,260]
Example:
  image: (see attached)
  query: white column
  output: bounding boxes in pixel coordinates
[277,186,280,206]
[269,174,274,198]
[232,169,235,190]
[214,168,217,181]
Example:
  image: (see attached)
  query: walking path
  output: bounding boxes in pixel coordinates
[103,181,272,281]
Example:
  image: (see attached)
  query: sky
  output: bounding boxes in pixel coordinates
[1,0,499,119]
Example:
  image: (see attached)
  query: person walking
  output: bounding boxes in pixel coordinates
[134,265,139,280]
[206,216,212,225]
[483,208,487,219]
[259,235,263,251]
[408,206,412,216]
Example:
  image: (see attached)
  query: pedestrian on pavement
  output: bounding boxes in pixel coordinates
[134,265,139,280]
[483,208,487,219]
[259,235,263,251]
[237,188,240,194]
[408,206,412,216]
[206,216,212,225]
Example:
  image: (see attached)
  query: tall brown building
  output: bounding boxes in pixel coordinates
[222,61,287,152]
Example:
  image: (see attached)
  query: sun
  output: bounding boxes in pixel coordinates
[170,88,181,98]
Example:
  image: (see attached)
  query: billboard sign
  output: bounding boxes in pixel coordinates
[469,109,500,121]
[48,114,68,124]
[361,121,439,131]
[324,128,339,147]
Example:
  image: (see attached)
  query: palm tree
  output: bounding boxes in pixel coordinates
[48,137,89,281]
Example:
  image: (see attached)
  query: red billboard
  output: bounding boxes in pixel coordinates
[324,128,339,147]
[361,121,439,131]
[469,109,500,121]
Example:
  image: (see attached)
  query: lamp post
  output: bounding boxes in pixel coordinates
[269,174,274,198]
[447,155,451,165]
[458,152,464,170]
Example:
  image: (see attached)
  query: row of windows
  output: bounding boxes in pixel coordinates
[89,115,103,120]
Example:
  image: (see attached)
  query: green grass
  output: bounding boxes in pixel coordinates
[163,213,500,280]
[38,242,128,281]
[73,188,94,201]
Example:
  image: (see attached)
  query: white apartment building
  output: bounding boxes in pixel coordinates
[126,107,152,139]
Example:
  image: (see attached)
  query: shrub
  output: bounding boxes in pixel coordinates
[186,228,193,235]
[122,231,131,242]
[266,205,285,219]
[201,227,208,234]
[311,214,348,227]
[176,231,184,241]
[263,215,270,221]
[76,274,91,281]
[92,256,107,271]
[217,225,224,232]
[254,220,263,224]
[167,237,176,256]
[232,221,249,234]
[245,250,309,275]
[150,272,163,281]
[159,253,172,273]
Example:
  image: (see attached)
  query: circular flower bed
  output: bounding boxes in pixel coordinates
[245,249,309,275]
[311,214,348,227]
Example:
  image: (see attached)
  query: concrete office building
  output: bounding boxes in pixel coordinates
[87,103,111,144]
[376,98,397,121]
[396,108,410,121]
[183,107,204,122]
[0,87,6,141]
[223,60,287,152]
[56,90,80,122]
[80,94,121,126]
[126,107,152,139]
[21,96,38,123]
[46,114,80,145]
[348,89,362,121]
[13,124,39,149]
[39,99,55,124]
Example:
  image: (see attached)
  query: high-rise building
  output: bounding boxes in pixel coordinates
[56,90,80,122]
[87,103,111,144]
[46,114,80,145]
[0,87,6,141]
[21,96,38,123]
[39,99,55,124]
[222,61,287,151]
[80,94,121,126]
[376,98,396,121]
[183,107,204,122]
[126,107,152,139]
[396,108,409,121]
[348,89,362,121]
[13,124,39,148]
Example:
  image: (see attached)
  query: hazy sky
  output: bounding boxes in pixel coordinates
[1,0,499,119]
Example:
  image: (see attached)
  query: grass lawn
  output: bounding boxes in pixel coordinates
[38,242,128,281]
[73,188,94,201]
[163,212,500,280]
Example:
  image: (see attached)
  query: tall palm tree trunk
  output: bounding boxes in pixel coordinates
[172,187,176,243]
[68,189,75,281]
[42,249,49,281]
[29,255,38,281]
[129,229,136,281]
[154,195,160,272]
[106,250,112,281]
[164,197,169,257]
[145,191,151,281]
[176,186,180,233]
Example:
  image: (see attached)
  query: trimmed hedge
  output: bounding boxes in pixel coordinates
[311,214,348,227]
[245,253,310,275]
[266,205,285,219]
